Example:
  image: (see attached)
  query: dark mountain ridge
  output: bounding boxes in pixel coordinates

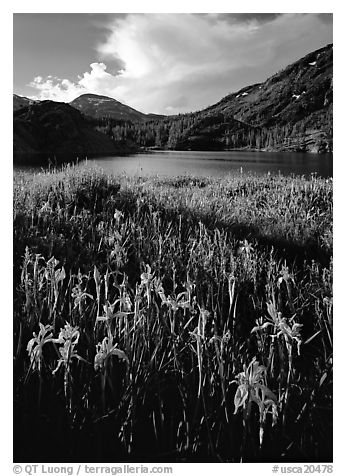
[70,93,146,122]
[13,92,165,123]
[69,93,165,122]
[13,100,133,164]
[13,94,37,112]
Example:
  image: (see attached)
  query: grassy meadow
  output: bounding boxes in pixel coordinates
[13,164,333,462]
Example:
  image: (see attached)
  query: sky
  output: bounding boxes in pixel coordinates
[13,13,333,115]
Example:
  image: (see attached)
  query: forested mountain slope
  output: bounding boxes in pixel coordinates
[110,44,332,153]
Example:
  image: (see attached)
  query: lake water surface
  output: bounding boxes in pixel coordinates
[15,150,333,178]
[80,150,333,178]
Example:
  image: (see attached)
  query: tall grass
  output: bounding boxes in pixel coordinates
[13,164,332,462]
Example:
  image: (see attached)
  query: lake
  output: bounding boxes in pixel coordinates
[15,150,333,178]
[79,150,333,178]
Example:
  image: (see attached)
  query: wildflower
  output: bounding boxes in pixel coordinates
[140,264,153,286]
[165,293,191,311]
[209,330,231,346]
[114,292,132,312]
[53,322,80,346]
[184,277,195,302]
[238,239,254,255]
[222,330,231,343]
[153,278,192,312]
[278,265,295,285]
[94,335,129,372]
[44,256,59,281]
[140,264,154,305]
[110,243,124,264]
[27,323,55,372]
[71,273,93,310]
[153,277,167,302]
[54,266,66,284]
[46,256,59,268]
[52,323,85,376]
[38,201,53,214]
[166,296,180,312]
[233,358,278,445]
[96,302,117,323]
[50,323,88,412]
[113,209,124,224]
[251,302,303,355]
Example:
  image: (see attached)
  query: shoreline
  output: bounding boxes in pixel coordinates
[139,146,332,154]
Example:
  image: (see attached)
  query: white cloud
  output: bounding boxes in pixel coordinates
[28,63,120,103]
[29,75,84,102]
[78,62,115,90]
[28,13,333,114]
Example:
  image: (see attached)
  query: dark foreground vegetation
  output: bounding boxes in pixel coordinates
[13,165,332,462]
